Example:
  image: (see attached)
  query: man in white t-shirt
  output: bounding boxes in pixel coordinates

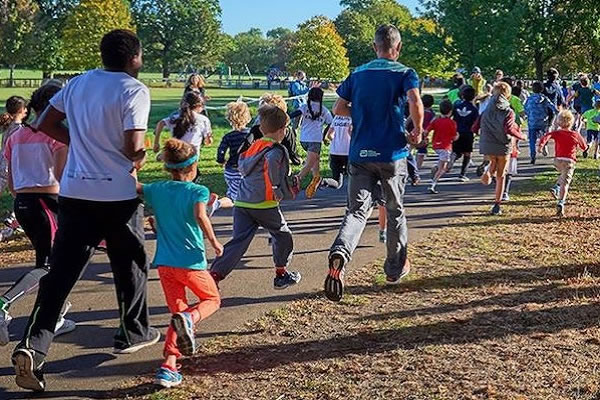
[12,30,158,393]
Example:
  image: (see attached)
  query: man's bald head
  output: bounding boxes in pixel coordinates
[374,24,402,60]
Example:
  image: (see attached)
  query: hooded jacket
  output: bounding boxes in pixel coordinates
[234,137,295,209]
[524,93,558,128]
[473,94,524,156]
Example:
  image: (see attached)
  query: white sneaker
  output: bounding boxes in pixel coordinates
[54,318,76,337]
[0,309,12,346]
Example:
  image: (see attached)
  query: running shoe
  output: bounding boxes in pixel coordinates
[386,260,411,285]
[12,348,46,392]
[305,176,323,199]
[206,193,220,217]
[476,161,489,177]
[550,186,559,199]
[324,253,346,302]
[273,271,302,290]
[428,186,438,194]
[54,301,76,337]
[430,165,438,178]
[379,230,387,243]
[557,203,565,217]
[458,175,470,182]
[113,327,160,354]
[0,308,12,346]
[171,312,196,356]
[154,366,182,388]
[490,203,502,216]
[583,150,589,159]
[501,192,510,202]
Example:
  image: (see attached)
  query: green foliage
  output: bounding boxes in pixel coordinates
[132,0,223,78]
[61,0,134,70]
[0,0,38,77]
[224,29,274,75]
[267,28,296,71]
[335,10,376,67]
[289,16,350,81]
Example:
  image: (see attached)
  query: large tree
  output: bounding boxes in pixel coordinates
[0,0,38,84]
[267,27,295,71]
[335,9,375,67]
[30,0,77,78]
[289,16,350,81]
[61,0,134,70]
[224,28,275,76]
[132,0,223,79]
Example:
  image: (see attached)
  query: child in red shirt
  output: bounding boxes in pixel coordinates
[425,100,458,194]
[538,110,588,217]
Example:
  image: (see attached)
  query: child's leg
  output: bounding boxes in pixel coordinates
[254,208,293,272]
[323,155,345,189]
[557,161,575,203]
[378,205,386,231]
[460,152,471,176]
[406,153,420,183]
[210,207,259,281]
[481,156,496,186]
[494,156,509,204]
[416,153,425,169]
[157,267,189,367]
[433,160,448,183]
[310,151,321,178]
[297,151,319,181]
[182,270,221,322]
[528,128,538,161]
[224,169,242,202]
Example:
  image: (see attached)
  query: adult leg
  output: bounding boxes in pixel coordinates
[104,201,153,349]
[210,207,259,280]
[378,160,409,280]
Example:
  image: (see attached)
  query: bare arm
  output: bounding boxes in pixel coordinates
[326,126,335,141]
[36,106,69,145]
[407,88,424,144]
[7,159,15,197]
[194,202,223,256]
[153,120,165,153]
[333,98,351,117]
[124,129,147,169]
[53,147,68,181]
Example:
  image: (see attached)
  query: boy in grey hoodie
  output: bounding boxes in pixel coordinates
[472,82,525,215]
[210,106,302,290]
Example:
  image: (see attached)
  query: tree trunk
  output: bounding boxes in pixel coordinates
[534,51,544,81]
[42,71,52,80]
[9,65,15,87]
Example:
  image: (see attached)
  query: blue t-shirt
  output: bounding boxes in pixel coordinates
[336,58,420,163]
[453,100,479,133]
[143,181,210,270]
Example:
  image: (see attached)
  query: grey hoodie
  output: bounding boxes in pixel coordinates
[475,94,523,156]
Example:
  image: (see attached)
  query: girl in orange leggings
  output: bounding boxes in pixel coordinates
[138,138,223,388]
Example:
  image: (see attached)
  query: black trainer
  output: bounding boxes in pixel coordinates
[557,204,565,217]
[113,327,160,354]
[490,203,502,216]
[324,254,346,302]
[273,271,302,290]
[12,348,46,392]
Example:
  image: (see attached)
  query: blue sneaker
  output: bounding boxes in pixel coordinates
[273,271,302,290]
[171,312,196,356]
[154,366,182,388]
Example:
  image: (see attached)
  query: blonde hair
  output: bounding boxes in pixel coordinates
[226,101,251,131]
[492,82,511,98]
[259,105,289,134]
[163,138,197,175]
[556,110,574,129]
[259,93,288,112]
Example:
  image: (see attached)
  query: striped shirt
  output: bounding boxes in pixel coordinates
[217,129,248,170]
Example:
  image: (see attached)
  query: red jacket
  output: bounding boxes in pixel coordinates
[539,129,588,161]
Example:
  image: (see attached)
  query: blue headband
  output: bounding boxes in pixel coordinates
[166,154,198,169]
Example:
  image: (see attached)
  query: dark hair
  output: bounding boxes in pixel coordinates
[501,77,514,88]
[100,29,141,69]
[581,76,590,86]
[171,91,204,139]
[307,87,324,120]
[461,86,476,102]
[511,86,522,97]
[0,96,27,130]
[422,94,435,108]
[546,68,559,81]
[532,81,544,93]
[453,73,465,88]
[28,83,62,115]
[516,80,524,88]
[374,24,401,51]
[439,99,453,115]
[561,80,567,88]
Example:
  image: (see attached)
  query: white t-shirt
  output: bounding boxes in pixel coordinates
[299,101,333,143]
[163,111,211,154]
[50,69,150,201]
[329,116,352,156]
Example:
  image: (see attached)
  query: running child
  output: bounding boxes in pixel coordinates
[447,74,465,104]
[321,115,352,189]
[0,96,28,241]
[210,106,301,289]
[414,94,436,169]
[294,87,333,199]
[154,91,213,158]
[216,101,251,206]
[524,81,558,164]
[502,135,519,202]
[0,83,75,346]
[538,110,588,217]
[451,85,479,181]
[581,100,600,159]
[473,82,525,215]
[425,100,458,194]
[139,138,222,388]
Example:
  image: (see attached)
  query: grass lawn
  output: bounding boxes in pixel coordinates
[107,158,600,400]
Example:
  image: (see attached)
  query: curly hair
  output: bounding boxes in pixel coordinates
[556,110,574,129]
[259,93,288,112]
[226,101,251,131]
[163,138,197,174]
[100,29,141,69]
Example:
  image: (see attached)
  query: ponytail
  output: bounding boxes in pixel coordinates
[172,91,204,139]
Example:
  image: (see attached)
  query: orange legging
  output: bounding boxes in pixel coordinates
[158,266,221,358]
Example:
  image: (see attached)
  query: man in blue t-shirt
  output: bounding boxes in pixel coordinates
[324,24,424,302]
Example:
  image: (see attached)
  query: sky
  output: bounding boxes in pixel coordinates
[220,0,420,35]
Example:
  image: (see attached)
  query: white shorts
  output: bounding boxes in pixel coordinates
[508,157,518,176]
[435,149,452,162]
